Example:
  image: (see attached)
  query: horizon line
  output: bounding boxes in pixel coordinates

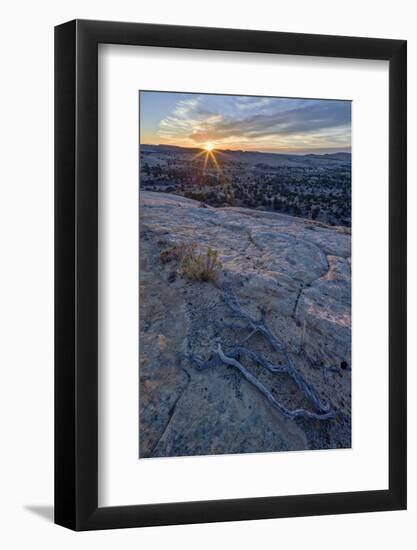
[140,143,352,157]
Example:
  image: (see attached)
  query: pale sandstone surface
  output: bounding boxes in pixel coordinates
[139,191,351,458]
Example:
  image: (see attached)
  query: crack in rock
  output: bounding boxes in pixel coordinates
[149,368,191,457]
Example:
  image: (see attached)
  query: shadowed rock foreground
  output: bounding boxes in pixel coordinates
[139,191,351,458]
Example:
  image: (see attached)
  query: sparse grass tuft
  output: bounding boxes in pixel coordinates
[159,243,222,284]
[180,246,222,283]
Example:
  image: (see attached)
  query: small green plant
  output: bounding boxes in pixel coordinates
[180,246,222,283]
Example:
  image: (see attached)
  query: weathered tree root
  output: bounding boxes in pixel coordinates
[223,290,332,414]
[187,290,336,421]
[216,345,335,420]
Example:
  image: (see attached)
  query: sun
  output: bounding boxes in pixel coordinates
[192,142,223,174]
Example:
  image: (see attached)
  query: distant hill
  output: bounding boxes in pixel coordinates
[141,144,351,168]
[306,152,351,161]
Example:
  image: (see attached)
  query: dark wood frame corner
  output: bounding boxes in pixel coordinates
[55,19,407,531]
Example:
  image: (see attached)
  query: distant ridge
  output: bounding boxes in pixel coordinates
[306,152,351,160]
[141,143,351,160]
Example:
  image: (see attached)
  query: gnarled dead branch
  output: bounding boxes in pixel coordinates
[187,290,336,421]
[223,290,331,414]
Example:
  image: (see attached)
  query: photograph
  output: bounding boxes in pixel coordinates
[139,91,352,458]
[0,3,408,541]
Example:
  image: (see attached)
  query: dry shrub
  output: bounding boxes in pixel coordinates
[159,243,222,284]
[180,246,222,283]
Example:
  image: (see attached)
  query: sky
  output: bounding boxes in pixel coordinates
[139,91,351,154]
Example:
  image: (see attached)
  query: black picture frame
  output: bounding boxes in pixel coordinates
[55,19,407,531]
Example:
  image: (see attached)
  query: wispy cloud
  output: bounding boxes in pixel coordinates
[150,94,351,153]
[235,97,273,110]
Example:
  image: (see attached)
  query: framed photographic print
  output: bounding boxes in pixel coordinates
[55,20,407,530]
